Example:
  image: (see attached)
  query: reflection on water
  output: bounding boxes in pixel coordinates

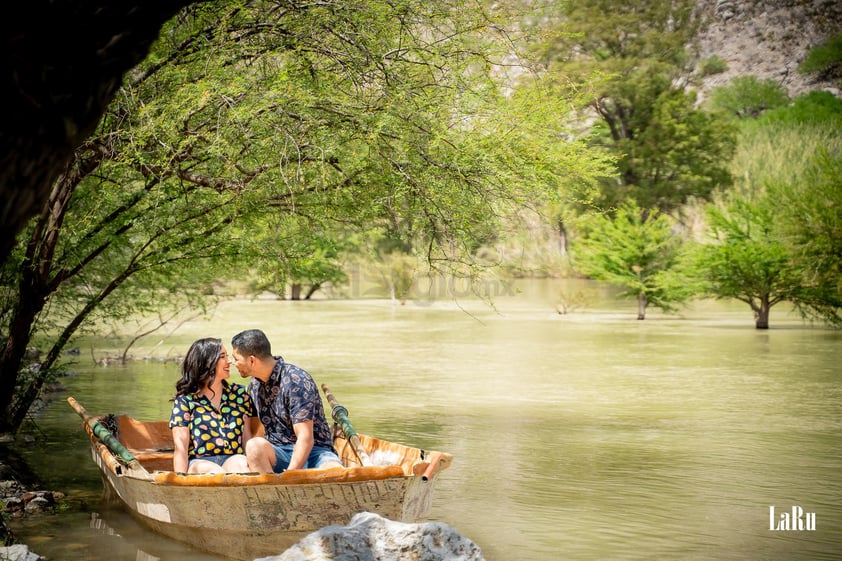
[8,280,842,561]
[13,507,228,561]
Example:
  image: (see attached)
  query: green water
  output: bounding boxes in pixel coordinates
[7,282,842,560]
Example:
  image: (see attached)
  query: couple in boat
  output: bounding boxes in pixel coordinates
[169,329,343,475]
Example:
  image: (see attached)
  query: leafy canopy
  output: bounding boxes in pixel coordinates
[524,0,735,216]
[0,0,615,431]
[572,202,694,318]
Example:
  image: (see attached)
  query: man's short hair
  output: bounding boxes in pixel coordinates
[231,329,273,359]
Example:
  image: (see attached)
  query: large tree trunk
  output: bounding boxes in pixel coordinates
[557,218,568,256]
[0,171,75,432]
[0,276,50,432]
[9,258,139,429]
[637,292,647,320]
[0,161,94,432]
[290,283,302,300]
[0,1,196,263]
[754,296,771,329]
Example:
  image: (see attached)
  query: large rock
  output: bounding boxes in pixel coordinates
[256,512,485,561]
[0,545,45,561]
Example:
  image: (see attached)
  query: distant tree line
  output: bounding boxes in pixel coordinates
[527,1,842,328]
[1,1,840,432]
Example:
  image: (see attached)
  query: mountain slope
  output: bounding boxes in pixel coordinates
[695,0,842,98]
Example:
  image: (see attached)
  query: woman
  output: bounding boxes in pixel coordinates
[169,337,256,473]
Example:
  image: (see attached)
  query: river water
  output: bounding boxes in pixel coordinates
[7,280,842,561]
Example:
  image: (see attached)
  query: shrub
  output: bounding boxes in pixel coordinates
[798,35,842,80]
[753,90,842,129]
[698,55,727,77]
[707,75,789,118]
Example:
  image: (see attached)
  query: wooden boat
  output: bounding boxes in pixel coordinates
[68,394,452,561]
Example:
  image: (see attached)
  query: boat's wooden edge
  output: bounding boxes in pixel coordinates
[152,464,405,486]
[336,433,454,479]
[74,404,453,485]
[411,451,454,479]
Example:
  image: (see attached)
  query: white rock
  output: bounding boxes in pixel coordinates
[255,512,485,561]
[0,545,45,561]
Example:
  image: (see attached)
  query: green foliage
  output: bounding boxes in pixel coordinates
[729,91,842,199]
[529,0,699,70]
[246,219,350,299]
[0,0,616,429]
[707,75,790,118]
[798,34,842,81]
[2,0,614,430]
[526,0,735,216]
[751,90,842,129]
[698,55,727,77]
[571,202,695,318]
[771,151,842,326]
[716,90,842,327]
[693,198,801,328]
[606,88,736,213]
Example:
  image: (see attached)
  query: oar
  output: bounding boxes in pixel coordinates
[321,384,371,466]
[67,396,141,469]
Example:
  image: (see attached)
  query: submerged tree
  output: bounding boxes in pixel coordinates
[696,91,842,329]
[693,199,802,329]
[571,202,694,320]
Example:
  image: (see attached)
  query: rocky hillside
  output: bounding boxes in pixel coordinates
[695,0,842,99]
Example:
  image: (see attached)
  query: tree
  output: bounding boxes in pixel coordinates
[0,0,197,263]
[0,1,608,431]
[773,151,842,326]
[571,202,694,320]
[0,144,238,430]
[698,91,842,329]
[526,0,736,216]
[694,199,803,329]
[247,223,350,301]
[707,75,790,118]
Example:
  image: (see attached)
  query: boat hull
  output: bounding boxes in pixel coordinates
[93,450,435,560]
[77,406,450,561]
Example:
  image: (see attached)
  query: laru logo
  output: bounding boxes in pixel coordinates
[769,505,816,531]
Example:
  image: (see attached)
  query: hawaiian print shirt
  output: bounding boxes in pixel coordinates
[247,356,334,449]
[169,381,256,459]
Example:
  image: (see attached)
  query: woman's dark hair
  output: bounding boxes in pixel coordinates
[176,338,223,396]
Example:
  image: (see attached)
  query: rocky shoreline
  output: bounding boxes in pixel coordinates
[1,451,57,560]
[0,487,51,560]
[1,481,64,518]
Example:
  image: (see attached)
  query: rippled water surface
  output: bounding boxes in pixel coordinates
[8,281,842,560]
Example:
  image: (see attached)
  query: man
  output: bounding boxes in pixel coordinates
[230,329,343,472]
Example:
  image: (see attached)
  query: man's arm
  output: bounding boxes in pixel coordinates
[287,420,315,470]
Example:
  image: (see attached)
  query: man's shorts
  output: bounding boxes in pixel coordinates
[271,443,342,472]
